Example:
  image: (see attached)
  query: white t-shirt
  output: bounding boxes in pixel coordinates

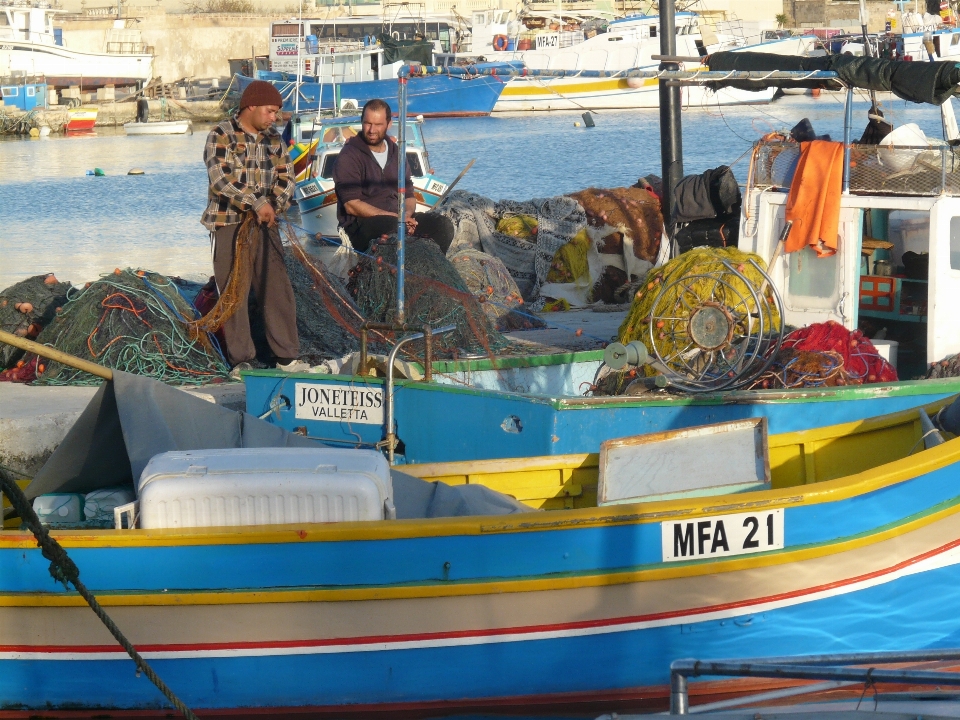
[371,146,388,170]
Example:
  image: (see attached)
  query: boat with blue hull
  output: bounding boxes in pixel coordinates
[244,365,960,464]
[235,63,517,117]
[2,398,960,715]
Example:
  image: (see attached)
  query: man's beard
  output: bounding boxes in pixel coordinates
[363,131,385,146]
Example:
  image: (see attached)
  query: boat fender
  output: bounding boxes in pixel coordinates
[493,34,509,51]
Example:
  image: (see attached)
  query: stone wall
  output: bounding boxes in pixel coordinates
[783,0,899,31]
[59,13,284,81]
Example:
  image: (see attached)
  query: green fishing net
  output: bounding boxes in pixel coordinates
[348,237,511,356]
[34,269,228,386]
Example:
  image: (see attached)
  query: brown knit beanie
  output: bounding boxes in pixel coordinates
[239,80,283,110]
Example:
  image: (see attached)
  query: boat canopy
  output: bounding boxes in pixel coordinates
[706,51,960,105]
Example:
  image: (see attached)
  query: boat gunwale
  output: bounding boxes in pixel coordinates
[2,399,957,550]
[245,368,960,411]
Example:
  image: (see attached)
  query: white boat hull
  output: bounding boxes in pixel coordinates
[494,77,776,111]
[0,41,152,89]
[124,120,192,135]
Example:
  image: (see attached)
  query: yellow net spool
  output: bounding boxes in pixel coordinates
[618,247,782,391]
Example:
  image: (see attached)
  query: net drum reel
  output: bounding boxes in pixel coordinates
[645,258,784,393]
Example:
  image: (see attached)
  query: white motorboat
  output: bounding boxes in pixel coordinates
[0,1,153,90]
[123,120,192,136]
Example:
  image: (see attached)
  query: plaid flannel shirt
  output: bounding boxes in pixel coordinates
[201,115,295,230]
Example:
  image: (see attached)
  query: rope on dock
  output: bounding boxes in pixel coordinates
[0,471,200,720]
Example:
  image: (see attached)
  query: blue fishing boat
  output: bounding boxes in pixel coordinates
[3,395,960,715]
[235,62,517,117]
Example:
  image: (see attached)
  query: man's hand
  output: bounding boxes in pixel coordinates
[257,203,277,227]
[405,215,418,234]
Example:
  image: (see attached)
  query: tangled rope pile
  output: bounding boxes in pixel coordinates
[348,236,510,356]
[749,321,898,389]
[33,269,227,386]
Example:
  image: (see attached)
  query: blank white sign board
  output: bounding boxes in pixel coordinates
[598,418,770,505]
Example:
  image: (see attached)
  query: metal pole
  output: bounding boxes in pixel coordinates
[396,71,409,324]
[669,668,689,715]
[658,0,683,230]
[842,86,853,193]
[384,324,455,463]
[295,0,302,115]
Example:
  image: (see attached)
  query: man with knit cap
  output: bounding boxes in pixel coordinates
[202,80,308,377]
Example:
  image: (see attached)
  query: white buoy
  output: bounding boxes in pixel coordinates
[128,168,145,175]
[38,125,51,137]
[574,121,580,127]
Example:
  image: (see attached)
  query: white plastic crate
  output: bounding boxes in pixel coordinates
[137,448,394,529]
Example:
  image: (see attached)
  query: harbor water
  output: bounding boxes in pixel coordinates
[0,94,945,292]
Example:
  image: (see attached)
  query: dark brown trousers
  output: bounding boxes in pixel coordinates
[211,223,299,366]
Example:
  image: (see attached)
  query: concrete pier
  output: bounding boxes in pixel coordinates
[0,99,226,134]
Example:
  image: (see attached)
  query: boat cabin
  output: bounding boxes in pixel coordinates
[741,137,960,378]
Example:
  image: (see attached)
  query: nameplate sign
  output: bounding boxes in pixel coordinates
[294,383,384,425]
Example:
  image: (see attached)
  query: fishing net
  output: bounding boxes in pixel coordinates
[435,190,586,308]
[927,353,960,379]
[347,236,510,355]
[448,248,542,332]
[283,239,387,363]
[33,269,228,386]
[0,274,72,369]
[546,229,591,285]
[748,322,897,389]
[187,215,259,336]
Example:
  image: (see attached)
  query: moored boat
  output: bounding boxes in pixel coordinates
[64,106,97,132]
[291,114,447,239]
[122,120,192,136]
[0,2,153,90]
[2,396,959,714]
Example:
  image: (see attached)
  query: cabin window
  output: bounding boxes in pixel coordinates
[950,217,960,270]
[953,34,960,45]
[26,86,35,96]
[787,245,841,308]
[320,153,339,178]
[1,87,17,98]
[406,152,423,176]
[650,26,657,37]
[273,23,300,37]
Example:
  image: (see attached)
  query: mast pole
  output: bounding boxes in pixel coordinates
[396,71,408,324]
[658,0,683,233]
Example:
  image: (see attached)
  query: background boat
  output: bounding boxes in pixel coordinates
[0,3,152,90]
[123,120,191,136]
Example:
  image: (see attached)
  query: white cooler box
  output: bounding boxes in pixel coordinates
[137,448,394,529]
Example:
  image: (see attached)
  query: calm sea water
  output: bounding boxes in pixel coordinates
[0,94,944,291]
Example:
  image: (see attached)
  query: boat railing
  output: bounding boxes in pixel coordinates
[669,649,960,714]
[105,41,150,55]
[751,139,960,198]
